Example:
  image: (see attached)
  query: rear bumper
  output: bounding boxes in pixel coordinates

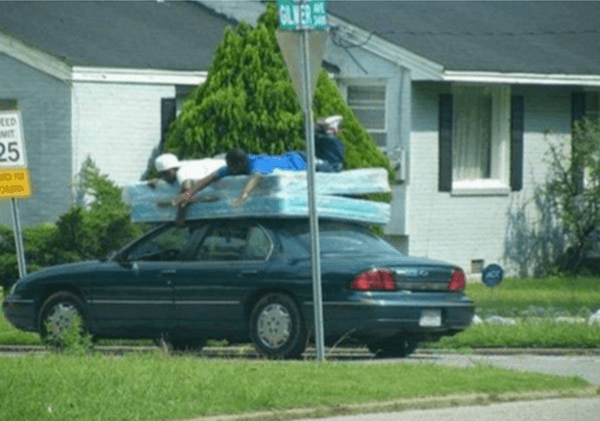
[304,291,475,343]
[2,296,37,332]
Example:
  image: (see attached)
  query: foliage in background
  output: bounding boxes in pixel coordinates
[0,158,144,291]
[165,4,394,191]
[544,118,600,273]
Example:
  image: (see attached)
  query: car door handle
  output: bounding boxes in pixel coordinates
[161,269,176,276]
[239,270,258,277]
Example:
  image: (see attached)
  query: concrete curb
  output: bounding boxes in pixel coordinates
[187,386,600,421]
[1,345,600,356]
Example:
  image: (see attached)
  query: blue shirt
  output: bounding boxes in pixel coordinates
[216,152,307,178]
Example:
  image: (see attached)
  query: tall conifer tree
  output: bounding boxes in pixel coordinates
[165,4,393,182]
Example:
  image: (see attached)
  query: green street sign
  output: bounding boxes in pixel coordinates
[277,0,327,31]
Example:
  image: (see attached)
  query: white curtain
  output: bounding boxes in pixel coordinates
[452,87,492,181]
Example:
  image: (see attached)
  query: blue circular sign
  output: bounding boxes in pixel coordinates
[482,264,504,288]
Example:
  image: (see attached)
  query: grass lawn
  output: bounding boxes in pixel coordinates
[466,276,600,318]
[0,352,591,421]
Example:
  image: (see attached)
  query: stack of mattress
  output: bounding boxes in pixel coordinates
[124,167,391,225]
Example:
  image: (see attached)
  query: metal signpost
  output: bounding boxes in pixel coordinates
[276,0,328,361]
[0,110,31,278]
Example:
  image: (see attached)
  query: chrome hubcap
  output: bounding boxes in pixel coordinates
[257,303,291,349]
[46,303,77,335]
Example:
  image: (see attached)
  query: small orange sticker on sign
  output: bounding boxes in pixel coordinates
[0,168,31,198]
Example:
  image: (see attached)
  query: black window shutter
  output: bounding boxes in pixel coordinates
[438,94,453,192]
[572,92,586,124]
[571,92,587,192]
[510,96,524,192]
[161,98,177,151]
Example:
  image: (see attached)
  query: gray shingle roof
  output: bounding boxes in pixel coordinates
[328,1,600,74]
[0,1,234,71]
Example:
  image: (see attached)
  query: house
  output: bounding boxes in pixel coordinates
[206,0,600,277]
[2,1,600,277]
[0,1,233,226]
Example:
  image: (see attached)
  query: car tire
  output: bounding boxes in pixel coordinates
[38,291,87,340]
[368,335,420,358]
[249,293,307,359]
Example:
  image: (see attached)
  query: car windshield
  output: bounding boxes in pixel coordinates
[287,221,401,255]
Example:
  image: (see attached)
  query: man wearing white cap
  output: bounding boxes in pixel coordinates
[150,153,225,191]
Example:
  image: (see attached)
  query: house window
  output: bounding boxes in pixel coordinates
[439,85,522,194]
[347,84,386,149]
[451,85,511,190]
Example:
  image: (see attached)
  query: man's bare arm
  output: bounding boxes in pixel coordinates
[234,173,261,206]
[173,172,219,207]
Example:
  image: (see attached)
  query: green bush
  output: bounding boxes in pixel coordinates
[42,313,94,355]
[0,158,144,291]
[165,4,394,189]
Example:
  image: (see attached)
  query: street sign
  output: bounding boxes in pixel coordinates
[0,110,30,279]
[482,264,504,288]
[0,169,31,198]
[277,31,328,111]
[278,0,327,31]
[0,111,31,199]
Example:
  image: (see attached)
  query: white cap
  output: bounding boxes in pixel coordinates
[155,153,179,172]
[319,115,343,135]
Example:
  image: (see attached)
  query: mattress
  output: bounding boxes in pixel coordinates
[124,168,391,225]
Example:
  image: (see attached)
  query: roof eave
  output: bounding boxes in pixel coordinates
[72,67,208,85]
[443,71,600,87]
[327,15,444,80]
[0,31,71,82]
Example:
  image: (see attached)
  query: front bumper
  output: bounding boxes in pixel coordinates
[2,296,37,332]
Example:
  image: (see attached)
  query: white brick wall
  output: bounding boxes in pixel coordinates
[407,84,571,276]
[71,82,176,187]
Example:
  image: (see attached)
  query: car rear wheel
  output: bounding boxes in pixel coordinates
[368,335,420,358]
[39,291,87,341]
[249,293,306,359]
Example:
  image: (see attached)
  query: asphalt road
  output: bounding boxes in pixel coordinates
[361,352,600,385]
[292,397,600,421]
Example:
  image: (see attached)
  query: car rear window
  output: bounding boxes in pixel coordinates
[287,221,400,255]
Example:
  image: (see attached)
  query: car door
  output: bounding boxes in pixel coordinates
[173,221,273,340]
[89,224,198,338]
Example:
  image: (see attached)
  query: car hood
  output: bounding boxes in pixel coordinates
[15,260,103,286]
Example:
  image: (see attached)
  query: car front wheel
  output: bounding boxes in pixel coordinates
[38,291,87,341]
[249,293,306,359]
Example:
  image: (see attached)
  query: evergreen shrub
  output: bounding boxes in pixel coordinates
[165,4,394,191]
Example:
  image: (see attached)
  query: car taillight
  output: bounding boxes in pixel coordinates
[448,269,466,291]
[351,269,395,291]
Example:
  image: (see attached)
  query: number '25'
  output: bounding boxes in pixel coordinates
[0,142,20,162]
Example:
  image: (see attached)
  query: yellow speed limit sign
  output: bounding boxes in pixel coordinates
[0,111,31,198]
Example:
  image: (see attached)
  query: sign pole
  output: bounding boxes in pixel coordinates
[10,197,27,278]
[301,29,325,362]
[277,0,328,361]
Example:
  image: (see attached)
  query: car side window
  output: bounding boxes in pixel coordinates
[244,226,271,260]
[196,223,271,262]
[127,226,193,262]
